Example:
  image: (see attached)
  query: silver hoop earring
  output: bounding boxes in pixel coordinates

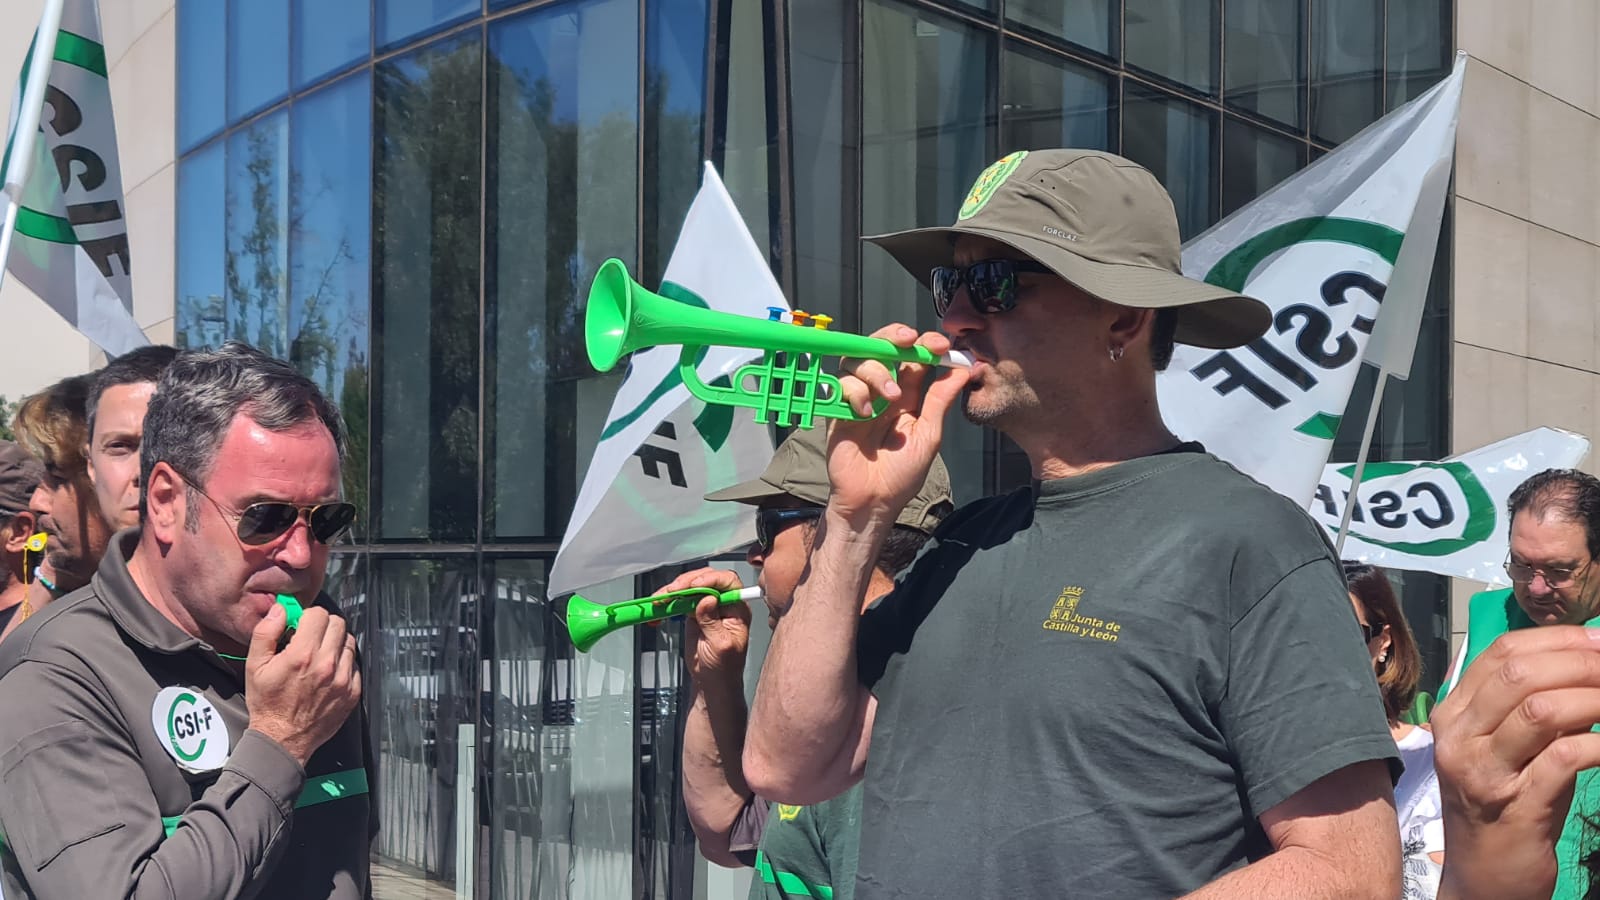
[1108,345,1125,362]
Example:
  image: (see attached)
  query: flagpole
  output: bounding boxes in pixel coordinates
[0,199,18,294]
[1334,371,1391,558]
[0,0,66,294]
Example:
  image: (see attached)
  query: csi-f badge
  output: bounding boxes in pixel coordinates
[151,686,230,773]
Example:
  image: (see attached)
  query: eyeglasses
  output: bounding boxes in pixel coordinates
[930,259,1054,318]
[183,477,356,546]
[755,507,823,553]
[1504,555,1592,588]
[1357,620,1385,643]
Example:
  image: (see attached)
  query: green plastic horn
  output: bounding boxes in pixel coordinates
[565,585,762,653]
[585,258,971,429]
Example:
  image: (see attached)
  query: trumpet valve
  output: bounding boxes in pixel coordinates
[767,306,786,322]
[791,310,811,327]
[811,314,833,330]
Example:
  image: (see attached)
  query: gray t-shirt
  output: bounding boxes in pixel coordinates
[854,447,1397,899]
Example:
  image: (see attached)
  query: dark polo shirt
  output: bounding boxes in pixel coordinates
[0,530,376,899]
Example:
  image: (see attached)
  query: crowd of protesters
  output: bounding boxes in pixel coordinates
[0,149,1599,900]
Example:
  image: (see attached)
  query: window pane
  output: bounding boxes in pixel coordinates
[1386,0,1452,109]
[1310,0,1382,143]
[1002,42,1115,153]
[294,0,370,87]
[368,557,477,891]
[176,141,226,348]
[225,111,290,357]
[1122,84,1216,239]
[1006,0,1114,56]
[643,0,709,284]
[375,34,482,542]
[1221,118,1303,217]
[292,73,372,539]
[486,0,640,541]
[226,0,289,120]
[861,0,992,505]
[1126,0,1217,94]
[1224,0,1304,127]
[178,0,226,150]
[789,0,850,321]
[487,558,578,898]
[377,0,477,51]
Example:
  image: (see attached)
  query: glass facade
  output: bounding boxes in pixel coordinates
[175,0,1453,896]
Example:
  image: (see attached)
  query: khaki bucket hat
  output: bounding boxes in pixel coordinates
[705,426,953,535]
[864,148,1270,349]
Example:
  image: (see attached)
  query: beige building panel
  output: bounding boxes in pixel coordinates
[1525,357,1598,448]
[1457,0,1530,83]
[1527,0,1600,115]
[1528,90,1600,246]
[1457,59,1532,221]
[1453,198,1529,357]
[126,164,176,333]
[101,0,178,73]
[1526,224,1600,372]
[109,9,177,198]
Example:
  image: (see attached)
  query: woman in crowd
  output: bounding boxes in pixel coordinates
[1345,562,1444,898]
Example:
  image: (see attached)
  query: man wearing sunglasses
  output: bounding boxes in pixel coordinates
[1434,468,1600,898]
[665,426,951,899]
[744,149,1403,899]
[0,342,373,899]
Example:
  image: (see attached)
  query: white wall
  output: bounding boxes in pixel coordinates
[0,0,176,401]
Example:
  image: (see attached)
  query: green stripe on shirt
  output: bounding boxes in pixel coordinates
[756,850,834,899]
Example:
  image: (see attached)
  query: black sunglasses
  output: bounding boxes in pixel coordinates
[755,507,823,553]
[1357,620,1385,643]
[185,477,357,546]
[930,259,1054,318]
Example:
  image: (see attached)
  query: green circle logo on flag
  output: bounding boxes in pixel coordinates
[959,151,1028,220]
[152,686,230,773]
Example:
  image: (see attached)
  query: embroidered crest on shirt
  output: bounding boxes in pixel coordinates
[1042,586,1122,643]
[776,804,803,822]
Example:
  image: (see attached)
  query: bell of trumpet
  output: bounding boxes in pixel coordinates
[585,258,969,429]
[565,585,763,653]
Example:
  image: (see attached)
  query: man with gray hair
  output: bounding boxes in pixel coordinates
[0,342,374,898]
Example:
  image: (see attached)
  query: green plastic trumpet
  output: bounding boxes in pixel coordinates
[585,258,971,429]
[565,585,763,653]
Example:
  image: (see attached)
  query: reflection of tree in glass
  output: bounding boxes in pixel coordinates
[375,38,482,542]
[224,126,289,359]
[186,119,373,536]
[484,42,704,538]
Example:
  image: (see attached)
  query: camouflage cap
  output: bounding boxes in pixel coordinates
[705,426,953,534]
[0,441,43,517]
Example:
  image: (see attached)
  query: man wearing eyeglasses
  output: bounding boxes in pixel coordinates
[0,342,374,899]
[666,426,951,899]
[1434,468,1600,897]
[744,150,1403,899]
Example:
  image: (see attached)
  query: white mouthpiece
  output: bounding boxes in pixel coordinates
[735,586,763,602]
[939,350,974,368]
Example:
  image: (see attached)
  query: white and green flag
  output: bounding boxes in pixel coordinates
[548,163,782,599]
[2,0,147,355]
[1158,53,1466,502]
[1310,428,1591,584]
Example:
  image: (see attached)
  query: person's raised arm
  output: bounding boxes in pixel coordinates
[669,568,758,867]
[1432,626,1600,900]
[744,325,968,805]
